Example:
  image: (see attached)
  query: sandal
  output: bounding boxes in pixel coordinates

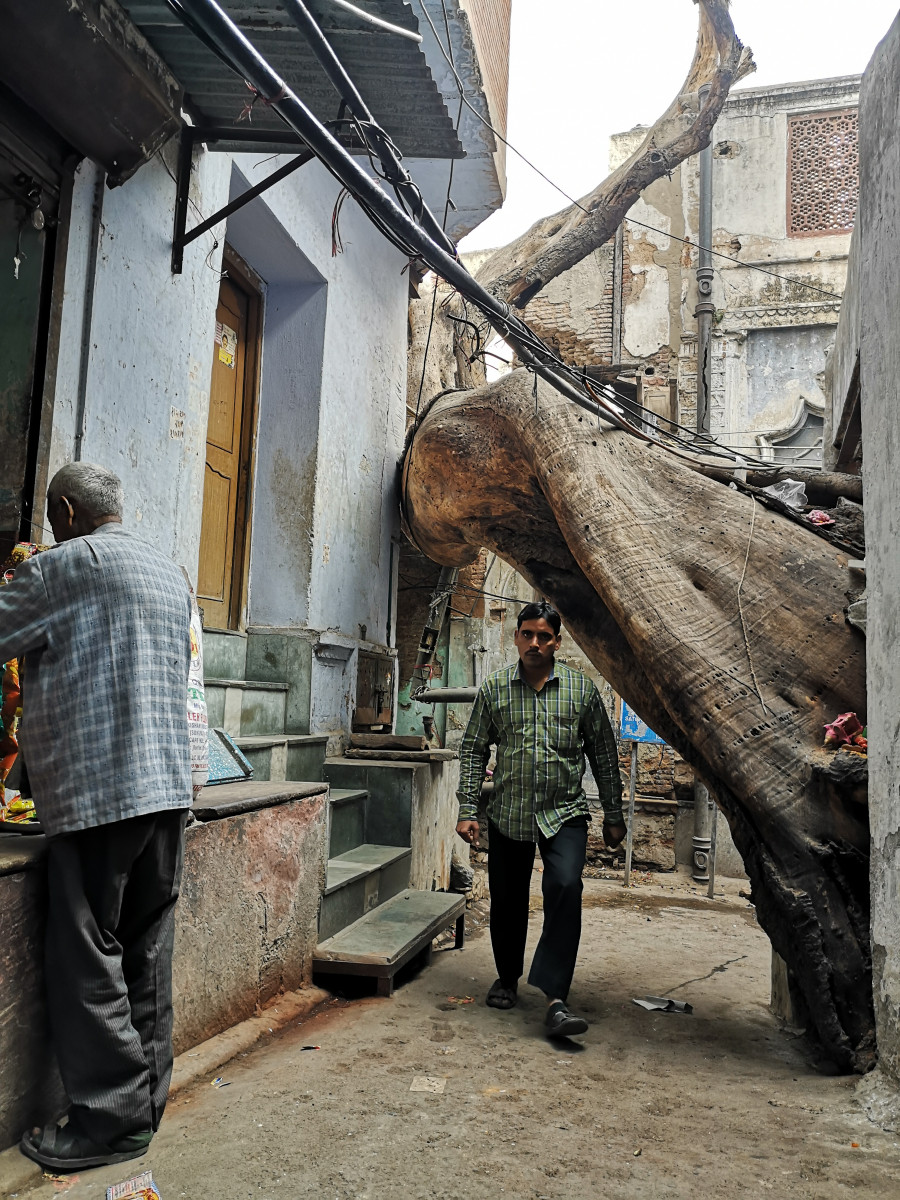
[20,1123,152,1172]
[485,979,518,1009]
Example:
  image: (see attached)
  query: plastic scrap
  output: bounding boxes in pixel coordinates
[445,995,474,1005]
[807,508,836,526]
[106,1173,161,1200]
[210,1076,231,1088]
[823,712,865,749]
[632,996,693,1014]
[759,478,808,510]
[301,1045,320,1051]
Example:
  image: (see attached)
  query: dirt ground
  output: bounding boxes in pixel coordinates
[17,871,900,1200]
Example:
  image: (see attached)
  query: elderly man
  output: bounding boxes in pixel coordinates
[0,463,193,1172]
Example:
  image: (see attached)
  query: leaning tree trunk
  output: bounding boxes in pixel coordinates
[402,370,871,1072]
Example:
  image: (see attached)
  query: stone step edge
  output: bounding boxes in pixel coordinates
[314,890,465,967]
[328,788,368,805]
[235,734,328,748]
[205,678,289,691]
[324,845,411,896]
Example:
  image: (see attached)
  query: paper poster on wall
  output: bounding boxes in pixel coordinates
[215,320,237,369]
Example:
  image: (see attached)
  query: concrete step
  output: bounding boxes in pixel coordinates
[327,789,368,857]
[201,630,248,682]
[319,845,411,941]
[234,734,328,782]
[314,889,466,996]
[204,678,289,737]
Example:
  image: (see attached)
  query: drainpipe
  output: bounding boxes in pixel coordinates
[694,83,715,440]
[73,165,105,462]
[692,86,715,883]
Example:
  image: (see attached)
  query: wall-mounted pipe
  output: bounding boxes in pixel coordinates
[73,165,105,461]
[414,686,478,704]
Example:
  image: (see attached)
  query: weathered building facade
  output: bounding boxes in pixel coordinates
[830,13,900,1122]
[513,76,860,466]
[0,0,509,1154]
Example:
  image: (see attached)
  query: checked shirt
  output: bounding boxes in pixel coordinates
[0,524,192,836]
[456,659,623,842]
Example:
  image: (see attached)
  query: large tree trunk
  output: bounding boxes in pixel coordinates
[402,370,872,1072]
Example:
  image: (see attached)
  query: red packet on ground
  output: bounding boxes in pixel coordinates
[106,1172,161,1200]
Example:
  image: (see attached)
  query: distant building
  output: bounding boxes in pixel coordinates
[613,75,860,467]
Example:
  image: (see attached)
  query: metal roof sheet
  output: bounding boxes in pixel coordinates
[120,1,464,158]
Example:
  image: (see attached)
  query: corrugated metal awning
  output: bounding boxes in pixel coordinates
[120,1,464,159]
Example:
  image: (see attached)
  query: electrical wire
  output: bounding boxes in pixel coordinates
[413,0,844,305]
[169,0,809,479]
[401,0,464,526]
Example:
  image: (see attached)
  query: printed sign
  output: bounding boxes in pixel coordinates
[215,320,237,369]
[619,701,666,745]
[106,1172,161,1200]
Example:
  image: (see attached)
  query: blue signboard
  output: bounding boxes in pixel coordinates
[619,701,666,745]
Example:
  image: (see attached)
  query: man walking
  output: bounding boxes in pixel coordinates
[456,601,625,1038]
[0,463,193,1171]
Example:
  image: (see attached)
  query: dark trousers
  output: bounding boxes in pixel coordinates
[45,809,188,1145]
[488,817,587,1002]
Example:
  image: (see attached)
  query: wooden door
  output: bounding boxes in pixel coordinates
[198,271,258,628]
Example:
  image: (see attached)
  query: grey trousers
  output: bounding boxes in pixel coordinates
[45,809,188,1145]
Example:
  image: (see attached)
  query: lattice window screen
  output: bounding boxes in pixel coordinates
[788,109,859,237]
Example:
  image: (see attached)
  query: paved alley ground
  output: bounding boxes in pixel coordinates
[16,873,900,1200]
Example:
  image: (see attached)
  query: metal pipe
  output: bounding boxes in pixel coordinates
[692,780,712,884]
[74,164,106,461]
[623,741,638,888]
[167,0,633,439]
[707,800,719,899]
[414,686,478,704]
[182,148,313,247]
[280,0,462,259]
[694,83,715,438]
[325,0,422,43]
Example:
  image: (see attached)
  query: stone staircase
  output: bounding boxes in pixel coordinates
[201,631,464,996]
[315,777,465,996]
[202,631,328,783]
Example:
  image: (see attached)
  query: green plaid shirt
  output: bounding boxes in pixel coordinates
[457,660,623,841]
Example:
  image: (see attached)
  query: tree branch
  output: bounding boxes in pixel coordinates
[474,0,755,309]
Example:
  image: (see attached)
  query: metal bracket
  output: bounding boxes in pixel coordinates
[171,125,314,274]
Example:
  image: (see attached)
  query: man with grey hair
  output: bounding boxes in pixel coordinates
[0,462,193,1171]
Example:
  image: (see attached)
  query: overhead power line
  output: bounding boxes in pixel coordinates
[167,0,805,480]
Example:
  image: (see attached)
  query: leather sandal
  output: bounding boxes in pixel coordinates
[485,979,518,1009]
[20,1123,152,1172]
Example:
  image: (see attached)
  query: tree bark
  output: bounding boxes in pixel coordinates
[402,370,872,1072]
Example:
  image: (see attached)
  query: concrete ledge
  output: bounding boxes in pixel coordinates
[0,1142,41,1197]
[0,834,47,877]
[192,780,327,821]
[169,985,330,1098]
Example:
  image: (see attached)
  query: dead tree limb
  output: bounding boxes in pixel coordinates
[402,370,872,1071]
[473,0,756,309]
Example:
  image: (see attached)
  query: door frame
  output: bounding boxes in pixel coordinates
[216,243,263,630]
